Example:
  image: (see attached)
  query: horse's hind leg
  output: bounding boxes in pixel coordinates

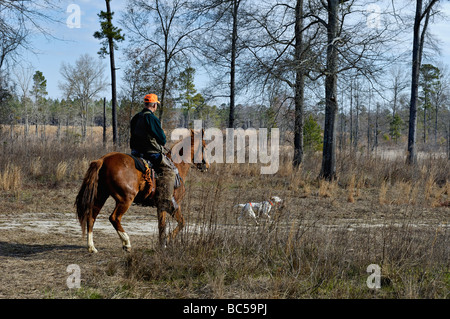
[168,207,185,241]
[109,199,133,252]
[157,206,184,249]
[87,194,108,253]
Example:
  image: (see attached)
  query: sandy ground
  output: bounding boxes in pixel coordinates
[0,207,159,298]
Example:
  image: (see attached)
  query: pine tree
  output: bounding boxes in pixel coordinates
[419,63,440,144]
[304,115,323,152]
[177,67,197,128]
[389,113,404,144]
[30,70,48,136]
[93,0,125,146]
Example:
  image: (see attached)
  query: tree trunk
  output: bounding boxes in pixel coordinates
[293,0,304,168]
[228,0,239,129]
[24,102,29,137]
[349,79,353,147]
[407,1,422,164]
[339,111,345,151]
[57,118,61,140]
[103,97,107,147]
[423,102,427,144]
[434,102,438,146]
[393,85,397,117]
[106,0,118,146]
[81,109,87,140]
[320,0,339,180]
[367,91,371,155]
[407,0,437,164]
[354,90,359,150]
[160,60,168,123]
[447,120,450,160]
[374,102,380,152]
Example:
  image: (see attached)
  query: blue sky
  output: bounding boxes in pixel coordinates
[22,0,450,101]
[22,0,128,99]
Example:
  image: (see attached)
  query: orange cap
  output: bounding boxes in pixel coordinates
[144,94,160,104]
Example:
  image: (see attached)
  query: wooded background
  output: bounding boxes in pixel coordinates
[0,0,448,179]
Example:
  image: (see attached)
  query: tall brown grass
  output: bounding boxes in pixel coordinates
[347,174,356,203]
[111,199,448,298]
[0,127,110,186]
[0,163,22,194]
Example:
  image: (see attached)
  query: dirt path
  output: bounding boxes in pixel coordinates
[0,209,163,298]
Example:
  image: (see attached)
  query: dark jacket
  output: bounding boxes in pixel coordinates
[130,108,166,154]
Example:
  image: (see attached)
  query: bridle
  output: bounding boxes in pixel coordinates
[193,131,208,172]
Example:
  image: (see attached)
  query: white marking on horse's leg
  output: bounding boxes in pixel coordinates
[160,238,167,249]
[87,232,98,253]
[117,231,131,251]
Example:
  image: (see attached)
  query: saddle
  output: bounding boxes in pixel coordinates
[128,154,156,205]
[127,153,183,207]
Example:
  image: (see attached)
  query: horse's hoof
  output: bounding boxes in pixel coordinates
[88,246,98,253]
[159,239,167,250]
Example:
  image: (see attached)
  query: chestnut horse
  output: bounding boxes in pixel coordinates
[75,130,209,253]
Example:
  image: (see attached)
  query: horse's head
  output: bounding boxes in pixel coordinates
[190,129,209,172]
[169,128,210,172]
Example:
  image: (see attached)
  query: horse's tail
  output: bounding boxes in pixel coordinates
[75,159,103,236]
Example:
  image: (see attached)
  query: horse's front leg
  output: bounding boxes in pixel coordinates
[157,209,167,249]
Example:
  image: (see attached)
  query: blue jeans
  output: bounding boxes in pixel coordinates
[147,153,162,165]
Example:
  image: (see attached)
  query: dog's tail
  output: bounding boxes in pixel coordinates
[234,204,246,208]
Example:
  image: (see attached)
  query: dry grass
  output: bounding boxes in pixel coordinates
[318,179,337,198]
[55,161,68,183]
[109,210,448,299]
[0,126,449,299]
[347,174,356,203]
[379,181,388,204]
[0,163,22,194]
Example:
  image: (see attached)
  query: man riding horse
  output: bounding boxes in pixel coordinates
[130,93,178,214]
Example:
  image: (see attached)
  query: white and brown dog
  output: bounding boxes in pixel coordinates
[234,196,283,224]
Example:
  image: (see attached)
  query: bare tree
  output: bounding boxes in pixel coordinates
[191,0,254,129]
[240,0,323,166]
[0,0,59,70]
[306,0,405,179]
[59,54,107,140]
[319,0,339,180]
[119,46,165,144]
[242,0,402,174]
[228,0,241,129]
[406,0,439,164]
[13,66,33,137]
[122,0,203,123]
[121,47,160,118]
[0,17,28,70]
[293,0,306,167]
[389,65,409,117]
